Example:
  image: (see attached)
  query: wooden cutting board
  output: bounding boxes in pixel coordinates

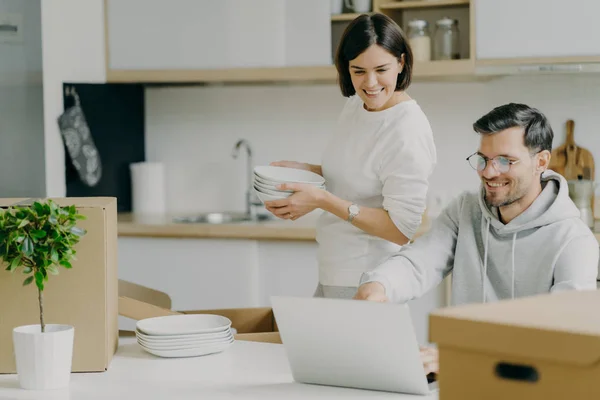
[549,120,595,181]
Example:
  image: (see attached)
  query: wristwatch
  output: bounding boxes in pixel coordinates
[347,203,360,223]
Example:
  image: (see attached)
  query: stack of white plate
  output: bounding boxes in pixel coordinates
[253,166,326,203]
[135,314,235,358]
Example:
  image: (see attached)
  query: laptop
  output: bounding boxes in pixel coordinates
[270,296,438,396]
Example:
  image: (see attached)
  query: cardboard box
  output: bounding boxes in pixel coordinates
[0,197,118,373]
[429,290,600,399]
[118,280,281,344]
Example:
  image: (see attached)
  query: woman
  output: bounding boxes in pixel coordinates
[265,13,437,299]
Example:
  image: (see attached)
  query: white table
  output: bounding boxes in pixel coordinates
[0,337,438,399]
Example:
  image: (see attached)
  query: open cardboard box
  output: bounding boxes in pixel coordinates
[118,280,281,344]
[429,289,600,399]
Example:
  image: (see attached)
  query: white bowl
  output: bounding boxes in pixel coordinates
[254,166,325,185]
[136,314,232,336]
[255,189,288,203]
[254,184,293,198]
[254,174,324,190]
[254,178,288,192]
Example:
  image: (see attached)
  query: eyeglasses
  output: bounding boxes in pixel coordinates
[466,153,521,173]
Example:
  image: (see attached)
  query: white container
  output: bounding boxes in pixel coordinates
[344,0,371,13]
[407,19,431,62]
[331,0,343,14]
[130,162,166,215]
[12,324,74,390]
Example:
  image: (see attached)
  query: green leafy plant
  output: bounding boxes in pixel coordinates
[0,200,87,333]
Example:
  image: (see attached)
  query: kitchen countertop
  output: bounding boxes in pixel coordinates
[0,337,437,399]
[117,212,432,241]
[118,212,321,241]
[118,212,600,244]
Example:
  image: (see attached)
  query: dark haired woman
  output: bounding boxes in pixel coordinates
[265,13,437,299]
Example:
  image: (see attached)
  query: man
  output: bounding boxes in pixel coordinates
[354,103,599,374]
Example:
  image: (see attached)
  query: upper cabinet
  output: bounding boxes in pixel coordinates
[475,0,600,69]
[101,0,600,84]
[105,0,334,83]
[104,0,481,83]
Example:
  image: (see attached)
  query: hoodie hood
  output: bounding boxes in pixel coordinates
[476,169,581,302]
[478,169,580,235]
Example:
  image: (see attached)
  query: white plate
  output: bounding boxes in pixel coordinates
[136,314,232,336]
[135,328,233,343]
[139,340,234,358]
[254,166,325,185]
[137,336,234,350]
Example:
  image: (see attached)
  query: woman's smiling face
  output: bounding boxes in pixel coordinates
[349,44,404,112]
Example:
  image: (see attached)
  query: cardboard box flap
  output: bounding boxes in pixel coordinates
[183,308,276,334]
[119,295,181,320]
[118,279,172,310]
[430,290,600,366]
[0,197,116,208]
[117,281,278,333]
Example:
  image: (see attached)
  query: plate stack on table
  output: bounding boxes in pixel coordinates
[135,314,235,358]
[253,166,326,203]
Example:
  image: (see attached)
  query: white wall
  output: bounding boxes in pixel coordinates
[145,73,600,215]
[0,0,45,197]
[145,73,600,345]
[41,0,106,197]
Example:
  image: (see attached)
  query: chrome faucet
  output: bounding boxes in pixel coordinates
[231,139,256,218]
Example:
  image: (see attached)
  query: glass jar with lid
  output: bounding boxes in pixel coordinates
[407,19,431,62]
[433,17,460,60]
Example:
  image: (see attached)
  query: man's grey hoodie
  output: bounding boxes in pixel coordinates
[361,170,599,305]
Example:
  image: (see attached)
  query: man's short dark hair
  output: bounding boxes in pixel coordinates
[473,103,554,152]
[334,13,413,97]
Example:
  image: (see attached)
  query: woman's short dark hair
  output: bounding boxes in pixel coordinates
[473,103,554,152]
[334,13,413,97]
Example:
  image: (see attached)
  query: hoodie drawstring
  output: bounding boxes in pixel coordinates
[482,218,491,303]
[511,232,517,299]
[482,218,518,302]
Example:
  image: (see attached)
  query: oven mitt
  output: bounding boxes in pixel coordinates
[57,101,102,187]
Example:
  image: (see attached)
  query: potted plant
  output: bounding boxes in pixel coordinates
[0,199,86,390]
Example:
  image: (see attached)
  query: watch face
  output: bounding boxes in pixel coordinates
[349,204,359,214]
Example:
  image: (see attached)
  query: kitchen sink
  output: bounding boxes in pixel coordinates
[172,212,271,224]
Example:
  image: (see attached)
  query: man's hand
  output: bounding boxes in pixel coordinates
[353,282,388,302]
[420,346,439,376]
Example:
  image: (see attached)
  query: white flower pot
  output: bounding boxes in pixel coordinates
[12,324,75,390]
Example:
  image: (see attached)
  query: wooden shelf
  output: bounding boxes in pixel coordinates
[106,66,338,84]
[105,59,480,85]
[331,13,364,22]
[379,0,470,10]
[413,59,474,78]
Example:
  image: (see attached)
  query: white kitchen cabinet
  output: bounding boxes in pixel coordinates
[475,0,600,61]
[105,0,331,71]
[117,237,262,310]
[116,236,445,345]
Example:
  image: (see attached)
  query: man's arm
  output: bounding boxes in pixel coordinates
[356,194,464,303]
[551,234,599,292]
